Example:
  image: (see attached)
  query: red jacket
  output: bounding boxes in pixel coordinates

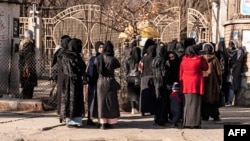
[179,55,208,95]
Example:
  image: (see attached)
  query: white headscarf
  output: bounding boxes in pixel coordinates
[202,42,214,53]
[53,44,62,55]
[24,29,33,39]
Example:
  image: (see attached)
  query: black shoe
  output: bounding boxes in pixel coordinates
[153,122,165,127]
[67,124,82,128]
[170,123,179,128]
[87,119,96,126]
[213,118,221,122]
[97,123,101,128]
[59,116,65,123]
[141,113,145,116]
[202,118,209,121]
[105,123,114,129]
[59,118,63,123]
[193,126,201,129]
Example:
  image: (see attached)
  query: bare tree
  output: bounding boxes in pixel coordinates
[20,0,211,40]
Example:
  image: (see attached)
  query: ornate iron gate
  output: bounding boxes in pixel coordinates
[20,5,123,77]
[17,4,210,99]
[153,7,181,43]
[187,8,210,42]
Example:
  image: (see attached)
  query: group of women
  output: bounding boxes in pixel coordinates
[124,38,245,128]
[52,35,244,129]
[53,36,121,129]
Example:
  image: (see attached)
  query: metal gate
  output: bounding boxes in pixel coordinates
[18,4,127,99]
[16,4,210,99]
[153,7,181,43]
[19,5,124,77]
[187,8,210,42]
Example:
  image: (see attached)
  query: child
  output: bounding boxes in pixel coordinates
[169,82,183,127]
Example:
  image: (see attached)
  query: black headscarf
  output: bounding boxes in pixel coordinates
[156,45,166,58]
[175,41,185,58]
[226,40,238,58]
[52,35,71,66]
[146,45,156,57]
[61,36,71,49]
[68,38,81,53]
[183,38,196,49]
[229,40,238,49]
[215,41,227,61]
[217,41,226,52]
[131,47,141,63]
[103,40,115,57]
[159,42,166,47]
[143,39,155,55]
[94,41,104,56]
[167,39,177,52]
[128,47,141,70]
[96,41,115,74]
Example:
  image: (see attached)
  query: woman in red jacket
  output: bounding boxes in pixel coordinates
[179,45,208,128]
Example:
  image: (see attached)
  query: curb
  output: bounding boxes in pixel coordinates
[0,98,43,111]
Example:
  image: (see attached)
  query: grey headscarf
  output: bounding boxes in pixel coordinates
[185,45,198,57]
[24,29,33,39]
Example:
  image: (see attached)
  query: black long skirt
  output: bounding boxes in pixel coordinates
[139,75,156,114]
[127,76,140,102]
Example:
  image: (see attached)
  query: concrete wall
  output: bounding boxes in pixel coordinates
[0,2,21,95]
[218,0,228,39]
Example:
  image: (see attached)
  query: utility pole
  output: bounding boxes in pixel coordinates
[29,2,41,76]
[30,2,39,41]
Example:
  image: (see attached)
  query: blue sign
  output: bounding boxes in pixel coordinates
[241,0,250,15]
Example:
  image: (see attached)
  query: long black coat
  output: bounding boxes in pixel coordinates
[152,46,169,124]
[61,40,86,118]
[93,54,121,118]
[19,38,37,99]
[139,45,156,114]
[19,38,37,88]
[52,37,71,115]
[125,47,141,102]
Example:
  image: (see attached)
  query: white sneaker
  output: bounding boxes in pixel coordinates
[225,103,232,107]
[131,108,135,114]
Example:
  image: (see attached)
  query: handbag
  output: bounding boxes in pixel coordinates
[114,79,121,90]
[226,74,233,83]
[134,76,141,86]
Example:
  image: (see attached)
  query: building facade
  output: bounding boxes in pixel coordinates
[218,0,250,106]
[0,0,22,96]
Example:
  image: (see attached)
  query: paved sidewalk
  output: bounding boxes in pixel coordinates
[0,106,249,141]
